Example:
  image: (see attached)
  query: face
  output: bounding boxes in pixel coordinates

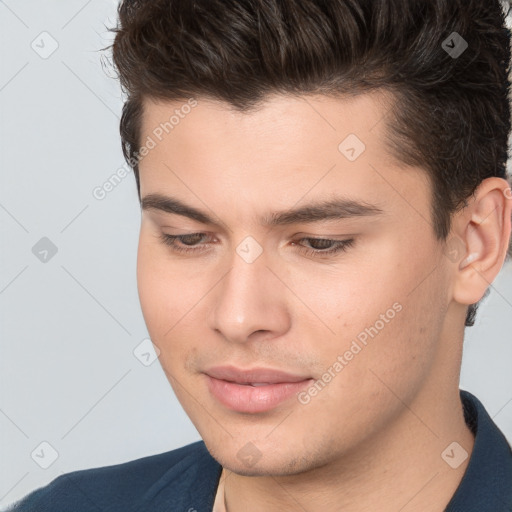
[136,92,456,476]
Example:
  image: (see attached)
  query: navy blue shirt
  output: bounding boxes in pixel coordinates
[4,390,511,511]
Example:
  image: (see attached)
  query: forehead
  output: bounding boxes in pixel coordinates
[140,91,396,151]
[137,92,432,229]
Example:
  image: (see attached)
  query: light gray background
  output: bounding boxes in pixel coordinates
[0,0,511,508]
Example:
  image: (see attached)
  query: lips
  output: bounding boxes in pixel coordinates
[204,365,313,413]
[205,365,310,384]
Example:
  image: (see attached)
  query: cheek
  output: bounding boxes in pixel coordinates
[136,237,166,333]
[296,241,443,394]
[136,235,190,351]
[136,233,208,367]
[285,246,401,341]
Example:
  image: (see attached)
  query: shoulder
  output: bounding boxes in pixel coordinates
[4,440,222,512]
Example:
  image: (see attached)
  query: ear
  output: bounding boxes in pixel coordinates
[450,177,512,306]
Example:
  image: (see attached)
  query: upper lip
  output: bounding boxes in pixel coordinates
[205,365,311,384]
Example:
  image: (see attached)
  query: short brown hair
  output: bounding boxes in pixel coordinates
[108,0,512,327]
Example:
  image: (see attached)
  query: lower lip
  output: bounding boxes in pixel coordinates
[206,375,314,413]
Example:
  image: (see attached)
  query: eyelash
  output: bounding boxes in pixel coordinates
[159,233,355,258]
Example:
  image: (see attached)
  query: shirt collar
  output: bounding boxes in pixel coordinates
[444,389,512,511]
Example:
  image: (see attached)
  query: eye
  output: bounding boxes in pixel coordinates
[292,237,355,258]
[159,233,355,258]
[159,233,212,254]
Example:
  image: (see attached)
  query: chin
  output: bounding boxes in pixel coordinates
[205,440,321,477]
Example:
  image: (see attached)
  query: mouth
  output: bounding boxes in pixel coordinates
[204,365,314,413]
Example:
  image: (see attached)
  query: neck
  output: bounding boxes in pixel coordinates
[218,386,475,512]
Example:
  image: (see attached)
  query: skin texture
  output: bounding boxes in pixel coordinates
[136,92,512,512]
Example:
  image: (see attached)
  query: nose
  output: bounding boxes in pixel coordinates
[207,243,291,345]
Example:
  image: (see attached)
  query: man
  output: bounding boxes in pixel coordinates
[7,0,512,511]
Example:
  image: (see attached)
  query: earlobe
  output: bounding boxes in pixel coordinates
[451,178,512,306]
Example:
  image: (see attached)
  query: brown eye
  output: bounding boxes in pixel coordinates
[293,237,355,257]
[159,233,211,254]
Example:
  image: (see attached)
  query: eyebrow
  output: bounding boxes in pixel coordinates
[141,193,384,227]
